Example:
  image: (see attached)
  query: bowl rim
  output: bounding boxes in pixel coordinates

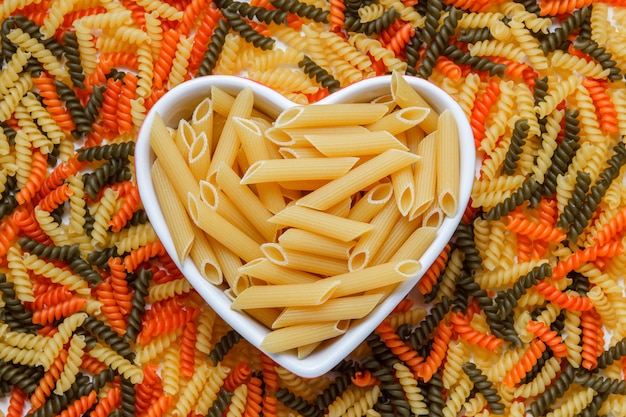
[135,74,475,377]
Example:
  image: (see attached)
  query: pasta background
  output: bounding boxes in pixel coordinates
[1,0,626,416]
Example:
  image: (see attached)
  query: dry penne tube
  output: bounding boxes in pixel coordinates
[325,259,421,298]
[208,87,254,174]
[260,321,349,353]
[348,199,402,272]
[151,160,194,263]
[266,125,369,147]
[278,146,326,159]
[268,205,373,242]
[150,113,200,202]
[347,182,394,222]
[261,243,349,276]
[274,103,389,128]
[391,71,438,133]
[389,226,438,262]
[188,227,222,285]
[304,130,408,157]
[365,106,430,135]
[295,149,421,211]
[240,157,359,184]
[191,96,213,142]
[215,162,277,243]
[277,228,354,260]
[436,109,460,217]
[272,293,384,328]
[231,280,340,309]
[187,193,263,263]
[238,258,319,285]
[410,132,437,220]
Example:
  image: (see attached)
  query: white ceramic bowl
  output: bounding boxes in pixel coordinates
[135,74,475,377]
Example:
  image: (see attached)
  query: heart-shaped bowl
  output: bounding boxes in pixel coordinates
[135,74,475,377]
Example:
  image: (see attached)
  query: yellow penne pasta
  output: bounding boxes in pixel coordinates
[238,258,319,285]
[240,157,359,184]
[304,130,407,157]
[268,205,373,242]
[391,165,415,216]
[215,162,277,243]
[369,216,421,265]
[231,280,340,309]
[349,199,401,272]
[410,131,437,220]
[436,109,460,217]
[208,235,247,294]
[295,149,420,211]
[260,321,349,353]
[150,113,200,203]
[278,146,326,159]
[187,193,263,263]
[278,228,354,260]
[347,182,394,223]
[188,131,210,181]
[188,227,222,285]
[208,87,254,174]
[274,104,389,128]
[391,71,438,133]
[233,117,285,213]
[325,259,421,298]
[389,226,438,262]
[266,125,369,146]
[199,180,265,243]
[151,160,194,263]
[261,243,349,276]
[191,97,213,145]
[272,293,384,328]
[173,118,194,158]
[366,106,430,135]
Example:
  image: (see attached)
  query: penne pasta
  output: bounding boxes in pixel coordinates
[231,280,340,309]
[436,109,460,217]
[366,106,430,135]
[261,243,349,276]
[238,258,319,285]
[410,132,437,220]
[325,259,421,298]
[240,157,359,184]
[191,96,213,147]
[389,226,438,262]
[150,113,200,203]
[268,205,373,242]
[272,293,384,328]
[233,116,285,213]
[151,160,194,263]
[215,162,277,243]
[260,321,349,353]
[391,71,438,133]
[295,149,420,211]
[304,130,408,157]
[267,125,369,147]
[391,165,415,217]
[278,146,326,159]
[349,199,401,272]
[278,228,354,260]
[347,182,394,223]
[187,131,210,181]
[208,87,254,174]
[274,103,389,128]
[187,193,263,263]
[188,227,222,285]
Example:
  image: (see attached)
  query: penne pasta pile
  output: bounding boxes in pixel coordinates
[148,72,462,356]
